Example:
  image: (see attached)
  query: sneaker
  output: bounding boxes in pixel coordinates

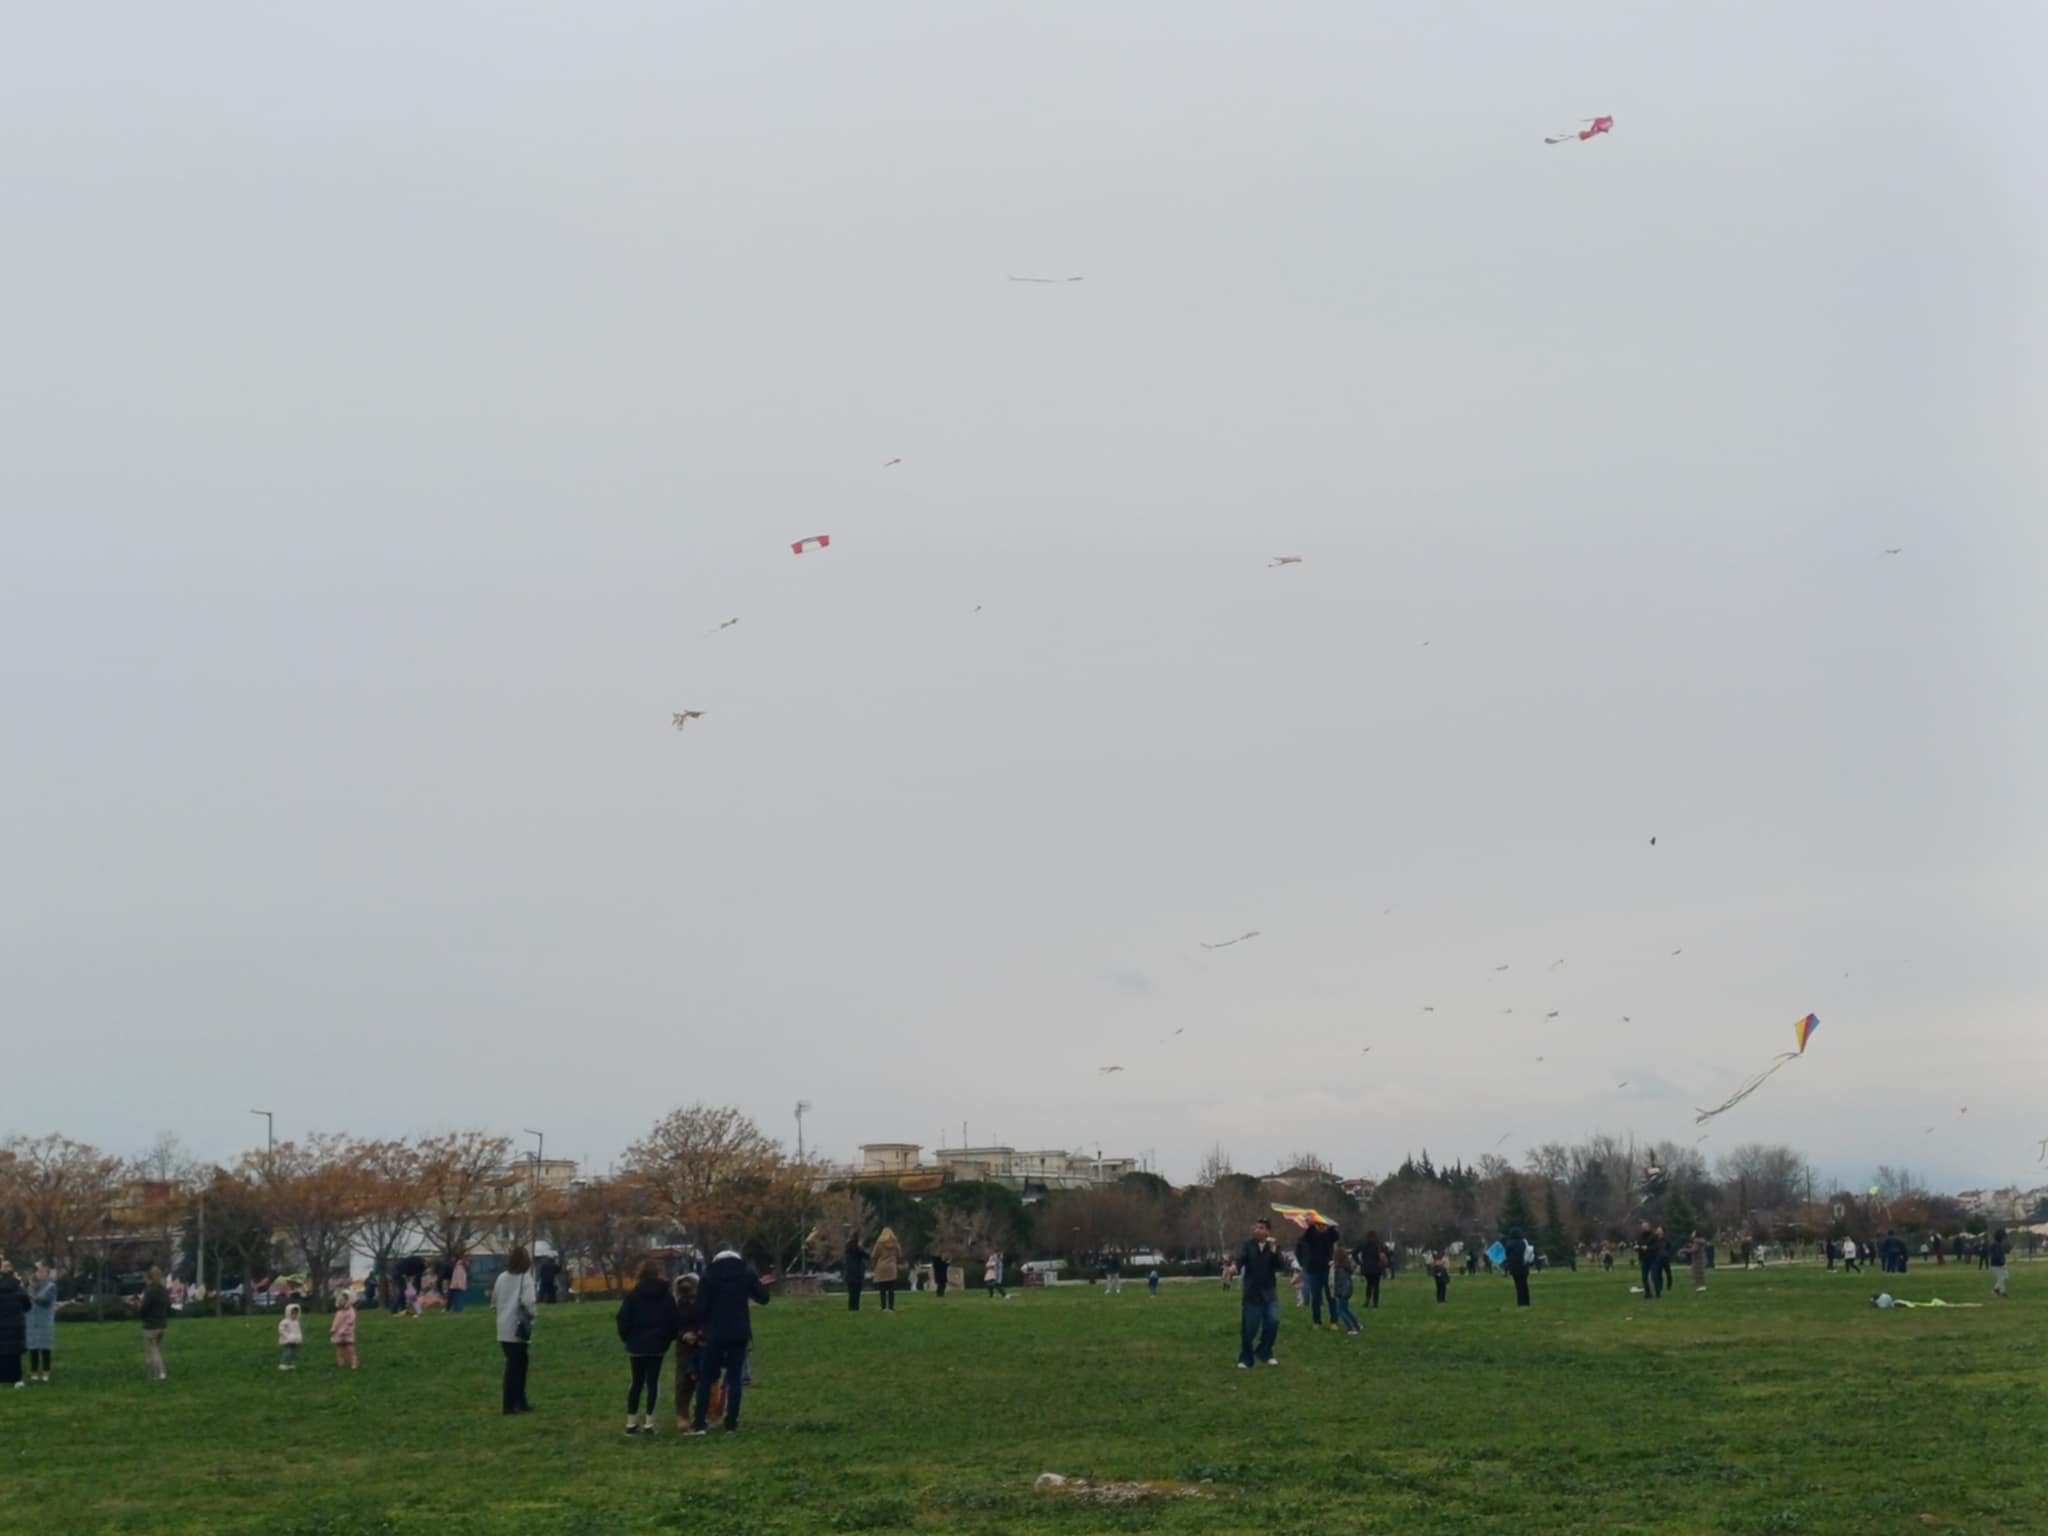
[1236,1361,1250,1370]
[641,1423,657,1436]
[685,1426,708,1437]
[1264,1357,1280,1366]
[625,1425,641,1436]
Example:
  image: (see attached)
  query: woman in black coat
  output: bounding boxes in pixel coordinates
[843,1237,868,1312]
[0,1262,30,1387]
[615,1260,681,1435]
[1355,1231,1388,1309]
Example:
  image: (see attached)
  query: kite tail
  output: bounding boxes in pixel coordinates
[1694,1051,1801,1125]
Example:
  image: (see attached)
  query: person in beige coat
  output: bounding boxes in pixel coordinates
[870,1228,903,1312]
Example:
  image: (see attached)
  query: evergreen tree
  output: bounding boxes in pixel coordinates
[1664,1187,1697,1240]
[1497,1176,1533,1236]
[1540,1186,1571,1261]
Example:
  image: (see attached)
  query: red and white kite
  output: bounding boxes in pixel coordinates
[791,535,831,555]
[1269,555,1303,568]
[1546,116,1614,145]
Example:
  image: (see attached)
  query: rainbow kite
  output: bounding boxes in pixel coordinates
[1271,1204,1337,1230]
[1696,1014,1818,1125]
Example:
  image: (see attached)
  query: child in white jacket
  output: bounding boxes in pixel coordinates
[278,1303,304,1371]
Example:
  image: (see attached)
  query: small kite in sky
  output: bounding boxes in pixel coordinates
[1617,1081,1630,1090]
[2036,1137,2047,1163]
[1534,1056,1546,1063]
[1494,964,1510,972]
[1546,115,1614,145]
[1493,1132,1512,1148]
[1200,931,1261,950]
[1882,548,1903,556]
[705,618,739,636]
[1548,959,1566,972]
[882,457,903,468]
[1008,275,1084,283]
[1545,1011,1560,1019]
[1650,836,1657,846]
[1269,555,1304,568]
[1620,1016,1633,1024]
[1099,1065,1124,1075]
[1420,1005,1435,1013]
[1670,949,1684,957]
[671,711,705,730]
[1695,1013,1818,1124]
[791,534,831,555]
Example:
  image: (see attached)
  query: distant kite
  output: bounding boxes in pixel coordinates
[1547,958,1566,971]
[705,618,739,636]
[1695,1013,1818,1124]
[671,711,705,730]
[791,534,831,555]
[1200,931,1261,950]
[1008,275,1084,283]
[1546,115,1614,145]
[882,458,903,468]
[1882,548,1903,556]
[1099,1065,1124,1075]
[2037,1137,2047,1163]
[1269,555,1303,568]
[1650,836,1657,846]
[1670,949,1684,957]
[1420,1005,1435,1014]
[1493,1132,1512,1148]
[1494,964,1510,972]
[1545,1010,1561,1019]
[1617,1081,1630,1090]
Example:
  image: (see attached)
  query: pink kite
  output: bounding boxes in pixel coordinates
[1546,116,1614,145]
[791,535,831,555]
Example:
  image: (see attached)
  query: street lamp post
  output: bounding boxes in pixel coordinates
[523,1129,544,1248]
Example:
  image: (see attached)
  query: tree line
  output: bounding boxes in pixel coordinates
[0,1116,2020,1304]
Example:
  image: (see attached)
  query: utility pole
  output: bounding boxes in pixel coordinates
[794,1101,811,1166]
[523,1129,544,1248]
[249,1109,274,1168]
[196,1191,207,1302]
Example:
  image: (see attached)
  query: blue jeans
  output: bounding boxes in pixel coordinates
[1330,1296,1360,1331]
[1304,1266,1330,1324]
[449,1290,465,1313]
[693,1338,748,1429]
[1238,1298,1280,1365]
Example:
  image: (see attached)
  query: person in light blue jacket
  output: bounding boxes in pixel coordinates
[27,1263,58,1382]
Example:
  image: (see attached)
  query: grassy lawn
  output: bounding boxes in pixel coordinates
[14,1263,2041,1535]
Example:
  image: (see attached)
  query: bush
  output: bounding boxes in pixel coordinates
[56,1298,140,1324]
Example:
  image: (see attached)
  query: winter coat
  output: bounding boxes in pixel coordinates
[1331,1266,1355,1300]
[1297,1225,1338,1272]
[0,1276,28,1354]
[1235,1238,1293,1304]
[26,1278,57,1351]
[492,1269,537,1345]
[870,1238,902,1285]
[1501,1234,1529,1276]
[278,1313,304,1346]
[1355,1241,1386,1278]
[696,1251,770,1346]
[330,1305,357,1345]
[138,1283,172,1330]
[615,1275,682,1356]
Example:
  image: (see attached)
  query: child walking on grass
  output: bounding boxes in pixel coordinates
[1430,1252,1450,1303]
[331,1290,358,1369]
[278,1304,303,1371]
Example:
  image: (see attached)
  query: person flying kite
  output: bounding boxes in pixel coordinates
[1546,116,1614,145]
[1695,1013,1818,1124]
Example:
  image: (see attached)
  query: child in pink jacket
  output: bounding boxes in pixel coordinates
[330,1291,358,1369]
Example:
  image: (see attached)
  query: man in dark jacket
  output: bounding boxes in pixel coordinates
[689,1249,772,1434]
[1635,1222,1661,1299]
[1881,1230,1908,1274]
[931,1251,949,1297]
[1502,1229,1532,1307]
[615,1261,681,1434]
[843,1237,868,1312]
[1234,1219,1295,1367]
[1296,1222,1338,1327]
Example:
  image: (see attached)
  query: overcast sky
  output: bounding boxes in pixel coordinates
[7,2,2043,1195]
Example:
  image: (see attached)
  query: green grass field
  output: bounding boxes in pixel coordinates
[14,1264,2041,1535]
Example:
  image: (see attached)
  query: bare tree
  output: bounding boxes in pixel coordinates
[540,1176,657,1292]
[355,1141,427,1287]
[806,1189,873,1267]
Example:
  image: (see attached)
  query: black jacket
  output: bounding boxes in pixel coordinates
[1236,1238,1294,1304]
[697,1253,771,1345]
[615,1275,681,1357]
[1634,1231,1657,1264]
[1297,1226,1338,1272]
[843,1242,867,1283]
[138,1283,172,1330]
[1502,1234,1529,1276]
[1354,1240,1385,1278]
[0,1276,27,1353]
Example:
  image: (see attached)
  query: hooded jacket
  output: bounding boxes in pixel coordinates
[330,1301,358,1345]
[870,1230,903,1285]
[697,1251,770,1345]
[615,1273,682,1356]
